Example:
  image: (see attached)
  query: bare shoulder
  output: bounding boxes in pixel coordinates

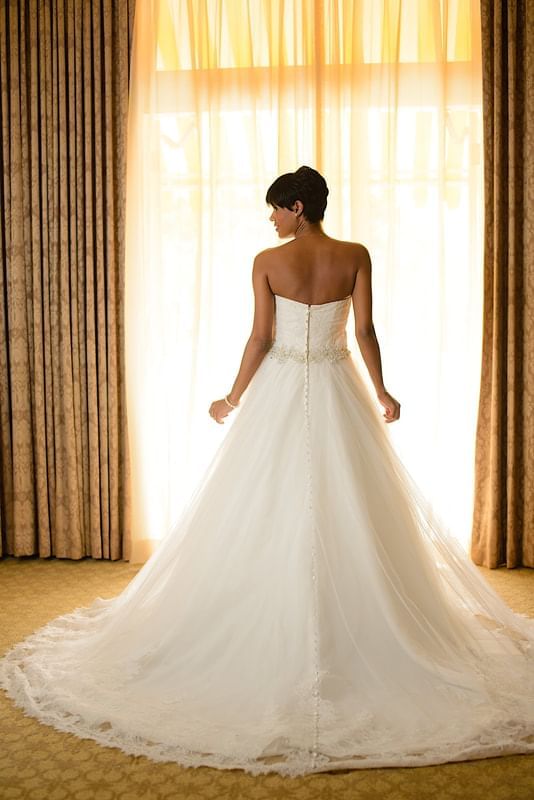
[253,246,282,268]
[253,246,274,261]
[335,239,370,260]
[252,242,296,279]
[251,248,276,279]
[353,241,371,268]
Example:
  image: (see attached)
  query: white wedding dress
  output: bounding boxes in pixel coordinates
[2,292,534,778]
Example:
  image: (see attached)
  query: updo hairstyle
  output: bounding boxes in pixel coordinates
[265,166,329,223]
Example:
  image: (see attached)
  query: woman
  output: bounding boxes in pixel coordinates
[208,166,400,427]
[1,167,534,778]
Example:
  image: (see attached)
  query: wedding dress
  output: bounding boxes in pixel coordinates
[2,292,534,778]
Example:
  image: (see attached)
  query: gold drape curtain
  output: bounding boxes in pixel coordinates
[126,0,483,562]
[471,1,534,568]
[0,2,134,559]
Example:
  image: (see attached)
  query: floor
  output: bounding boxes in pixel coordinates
[1,556,534,800]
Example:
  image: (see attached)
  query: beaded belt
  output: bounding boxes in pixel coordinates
[267,342,351,364]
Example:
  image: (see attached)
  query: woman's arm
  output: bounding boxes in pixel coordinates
[209,254,274,424]
[352,246,401,423]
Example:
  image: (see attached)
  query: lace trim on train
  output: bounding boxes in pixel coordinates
[2,600,534,778]
[268,342,351,364]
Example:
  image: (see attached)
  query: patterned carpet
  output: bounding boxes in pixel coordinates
[1,557,534,800]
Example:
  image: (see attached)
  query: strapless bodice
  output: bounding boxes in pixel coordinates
[267,294,352,364]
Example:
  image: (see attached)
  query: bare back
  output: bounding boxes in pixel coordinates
[243,230,395,418]
[250,233,374,346]
[263,234,363,305]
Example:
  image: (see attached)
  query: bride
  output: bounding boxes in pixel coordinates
[1,166,534,778]
[208,166,400,427]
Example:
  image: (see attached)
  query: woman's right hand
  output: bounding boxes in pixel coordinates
[377,390,401,423]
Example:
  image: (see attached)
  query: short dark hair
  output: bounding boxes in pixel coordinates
[265,166,329,223]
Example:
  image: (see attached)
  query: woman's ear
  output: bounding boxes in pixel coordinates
[293,200,304,216]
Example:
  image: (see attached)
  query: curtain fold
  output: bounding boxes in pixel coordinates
[126,0,483,563]
[0,1,135,559]
[470,0,534,568]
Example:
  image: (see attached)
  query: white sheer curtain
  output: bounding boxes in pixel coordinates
[125,0,483,562]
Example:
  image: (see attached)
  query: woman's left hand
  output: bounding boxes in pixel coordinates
[209,398,234,424]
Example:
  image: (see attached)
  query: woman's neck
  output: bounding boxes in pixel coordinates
[294,220,326,239]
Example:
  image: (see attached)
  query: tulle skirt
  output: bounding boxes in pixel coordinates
[1,352,534,777]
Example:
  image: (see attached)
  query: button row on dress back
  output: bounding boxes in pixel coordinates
[303,304,321,768]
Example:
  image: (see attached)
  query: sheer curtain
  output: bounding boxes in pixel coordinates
[125,0,483,562]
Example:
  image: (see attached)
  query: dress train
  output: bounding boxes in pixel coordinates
[1,293,534,777]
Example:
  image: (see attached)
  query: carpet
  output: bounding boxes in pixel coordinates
[1,556,533,800]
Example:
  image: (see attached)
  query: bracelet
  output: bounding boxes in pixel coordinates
[224,394,239,409]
